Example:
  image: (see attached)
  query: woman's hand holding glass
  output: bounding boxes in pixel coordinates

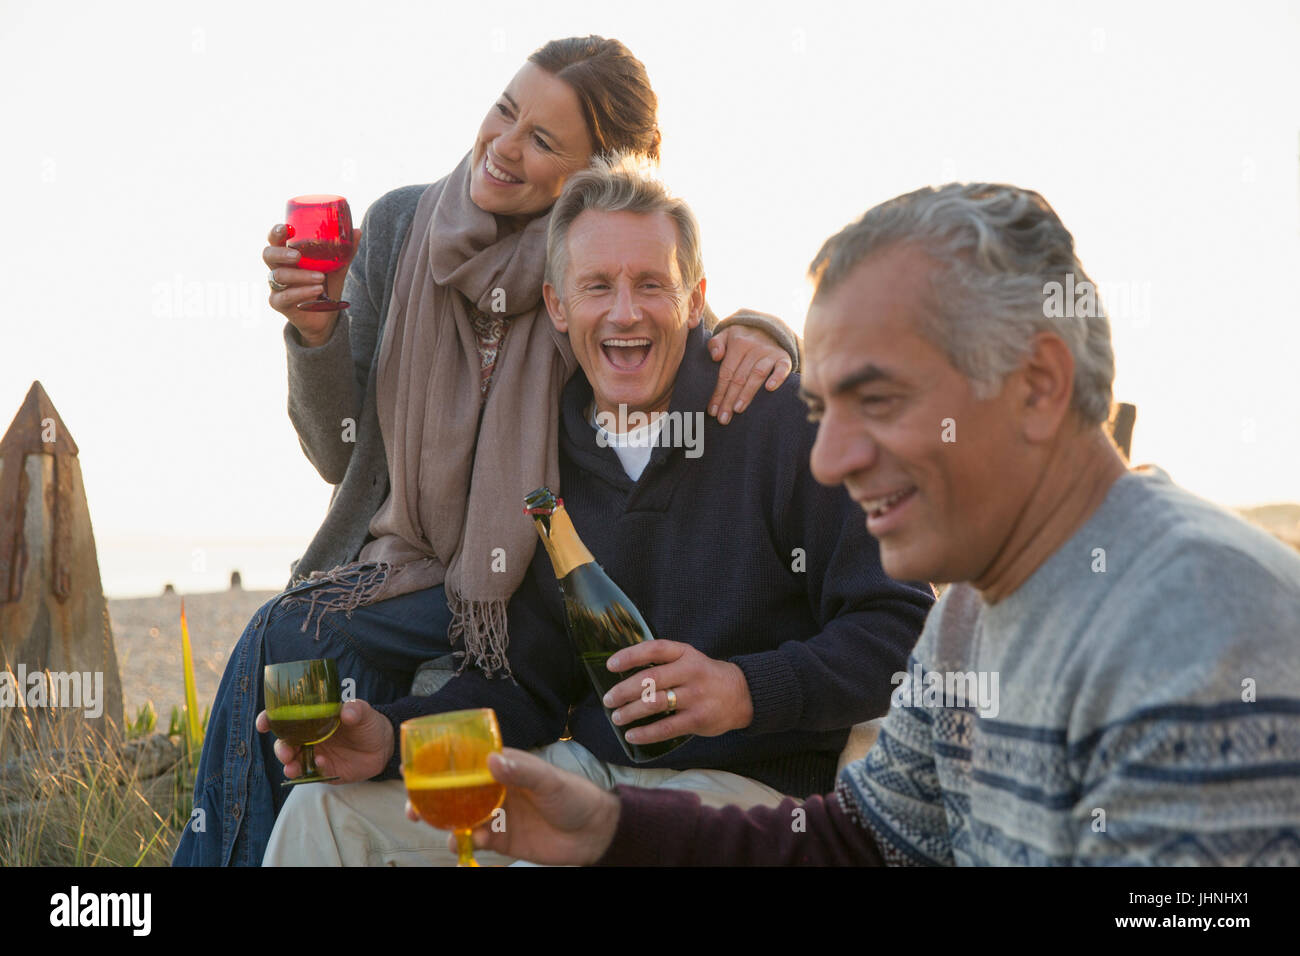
[263,221,364,347]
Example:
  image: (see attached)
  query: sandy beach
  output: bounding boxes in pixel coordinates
[107,589,278,726]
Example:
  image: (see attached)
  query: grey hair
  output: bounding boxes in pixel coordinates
[545,152,703,297]
[809,183,1115,425]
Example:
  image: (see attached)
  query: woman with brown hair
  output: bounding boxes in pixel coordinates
[173,35,798,866]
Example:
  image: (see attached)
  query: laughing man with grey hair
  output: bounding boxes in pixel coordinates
[459,182,1300,867]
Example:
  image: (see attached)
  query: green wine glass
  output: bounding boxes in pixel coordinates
[264,658,342,787]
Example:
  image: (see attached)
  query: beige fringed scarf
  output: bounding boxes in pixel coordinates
[288,152,577,679]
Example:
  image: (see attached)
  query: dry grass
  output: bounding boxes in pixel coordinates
[0,591,236,867]
[0,667,196,867]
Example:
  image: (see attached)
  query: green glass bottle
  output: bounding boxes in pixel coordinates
[525,486,692,763]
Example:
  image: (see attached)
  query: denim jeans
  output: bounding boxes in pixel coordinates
[171,579,452,866]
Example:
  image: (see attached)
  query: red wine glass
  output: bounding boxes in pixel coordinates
[285,194,353,312]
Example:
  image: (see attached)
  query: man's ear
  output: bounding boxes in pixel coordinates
[687,276,707,329]
[543,282,568,334]
[1018,331,1075,443]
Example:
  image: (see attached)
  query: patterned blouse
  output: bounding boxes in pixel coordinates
[469,306,507,400]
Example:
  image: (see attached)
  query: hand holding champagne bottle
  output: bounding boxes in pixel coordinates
[527,487,693,762]
[527,487,754,756]
[599,638,755,741]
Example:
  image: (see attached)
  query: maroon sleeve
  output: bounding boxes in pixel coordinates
[594,783,885,866]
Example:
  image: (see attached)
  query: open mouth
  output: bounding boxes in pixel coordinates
[601,337,651,371]
[861,486,917,519]
[484,154,523,185]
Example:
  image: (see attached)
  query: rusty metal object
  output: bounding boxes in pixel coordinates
[0,382,123,753]
[0,456,27,604]
[1,382,79,604]
[51,456,74,601]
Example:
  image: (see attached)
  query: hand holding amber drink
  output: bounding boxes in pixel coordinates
[401,708,505,867]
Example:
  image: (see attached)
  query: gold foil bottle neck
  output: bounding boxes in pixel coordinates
[527,494,594,578]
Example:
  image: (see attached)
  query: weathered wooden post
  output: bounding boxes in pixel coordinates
[0,382,124,755]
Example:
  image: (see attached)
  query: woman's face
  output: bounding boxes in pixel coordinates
[469,62,595,225]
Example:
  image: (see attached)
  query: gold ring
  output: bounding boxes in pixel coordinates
[268,272,288,292]
[665,689,677,715]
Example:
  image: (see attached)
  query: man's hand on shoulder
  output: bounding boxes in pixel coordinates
[601,640,754,741]
[257,699,394,783]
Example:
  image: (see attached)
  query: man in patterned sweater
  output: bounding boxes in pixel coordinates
[461,183,1300,866]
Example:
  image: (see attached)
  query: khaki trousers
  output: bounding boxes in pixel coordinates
[262,739,789,866]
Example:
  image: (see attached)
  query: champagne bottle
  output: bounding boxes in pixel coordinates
[525,486,692,763]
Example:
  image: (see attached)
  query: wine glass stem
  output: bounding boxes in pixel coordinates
[454,829,478,867]
[301,744,317,778]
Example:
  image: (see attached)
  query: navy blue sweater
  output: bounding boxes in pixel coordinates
[376,325,933,796]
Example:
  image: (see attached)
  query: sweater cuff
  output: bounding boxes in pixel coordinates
[370,698,418,781]
[283,312,351,376]
[713,309,801,373]
[595,785,703,866]
[732,651,803,735]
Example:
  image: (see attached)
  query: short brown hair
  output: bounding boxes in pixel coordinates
[529,36,662,163]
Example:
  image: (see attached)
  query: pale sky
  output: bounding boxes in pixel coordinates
[2,0,1297,596]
